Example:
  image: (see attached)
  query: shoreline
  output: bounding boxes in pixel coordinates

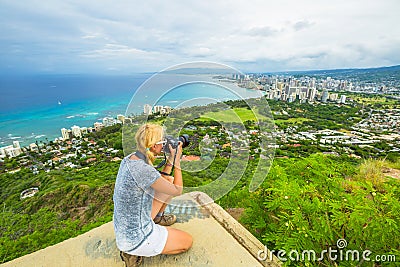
[0,78,264,149]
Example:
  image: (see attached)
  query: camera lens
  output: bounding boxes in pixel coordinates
[163,134,190,154]
[179,134,190,148]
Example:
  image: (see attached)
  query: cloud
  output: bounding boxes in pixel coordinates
[81,44,153,58]
[292,20,314,31]
[0,0,399,73]
[81,34,100,39]
[245,26,280,37]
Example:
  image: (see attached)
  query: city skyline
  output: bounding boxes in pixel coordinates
[1,0,399,74]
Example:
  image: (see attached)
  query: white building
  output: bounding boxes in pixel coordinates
[340,95,347,104]
[308,88,317,102]
[0,141,22,158]
[29,143,38,152]
[71,125,82,138]
[117,114,125,123]
[61,126,88,140]
[144,104,171,115]
[94,122,104,132]
[61,128,71,140]
[153,105,164,113]
[158,106,172,114]
[329,93,338,102]
[144,104,152,115]
[162,106,172,114]
[321,90,329,103]
[102,117,116,127]
[80,127,88,135]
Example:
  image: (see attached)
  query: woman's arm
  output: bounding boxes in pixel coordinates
[151,143,183,196]
[151,174,182,196]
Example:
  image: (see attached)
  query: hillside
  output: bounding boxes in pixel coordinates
[274,64,400,83]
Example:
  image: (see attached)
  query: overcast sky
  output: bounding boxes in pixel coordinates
[1,0,399,74]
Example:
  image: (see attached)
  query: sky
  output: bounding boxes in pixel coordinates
[0,0,399,74]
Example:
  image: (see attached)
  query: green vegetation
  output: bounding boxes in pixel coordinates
[348,93,399,108]
[0,162,117,262]
[237,155,400,266]
[1,96,399,265]
[267,100,366,131]
[274,117,312,128]
[200,107,268,122]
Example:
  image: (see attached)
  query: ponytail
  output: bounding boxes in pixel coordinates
[135,123,164,165]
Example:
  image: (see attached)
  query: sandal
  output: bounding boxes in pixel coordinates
[153,213,177,226]
[120,251,143,267]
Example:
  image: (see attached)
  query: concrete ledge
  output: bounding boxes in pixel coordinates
[191,192,281,267]
[2,192,280,267]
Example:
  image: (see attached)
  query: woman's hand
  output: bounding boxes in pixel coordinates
[167,142,183,165]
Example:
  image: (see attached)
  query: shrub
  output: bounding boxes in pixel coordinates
[240,154,400,266]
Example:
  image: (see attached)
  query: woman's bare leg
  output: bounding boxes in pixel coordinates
[162,227,193,255]
[151,191,172,219]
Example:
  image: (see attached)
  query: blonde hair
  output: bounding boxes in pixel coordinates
[135,123,164,164]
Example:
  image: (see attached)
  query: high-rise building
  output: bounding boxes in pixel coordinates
[307,88,317,102]
[153,105,164,113]
[71,125,82,138]
[281,91,287,101]
[163,106,172,114]
[299,92,307,101]
[340,80,347,90]
[266,90,275,100]
[144,104,152,115]
[13,141,20,149]
[347,82,353,91]
[277,82,284,91]
[61,128,72,140]
[310,78,316,88]
[321,90,329,103]
[0,141,22,158]
[80,127,88,135]
[288,87,297,100]
[339,95,346,104]
[117,114,125,123]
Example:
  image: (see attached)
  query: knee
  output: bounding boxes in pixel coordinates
[183,233,193,251]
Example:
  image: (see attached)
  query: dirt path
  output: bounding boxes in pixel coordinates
[383,167,400,179]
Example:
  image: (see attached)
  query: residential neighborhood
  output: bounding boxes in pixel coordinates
[1,97,399,175]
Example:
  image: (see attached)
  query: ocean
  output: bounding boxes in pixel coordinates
[0,74,262,147]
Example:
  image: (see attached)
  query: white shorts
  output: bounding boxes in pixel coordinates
[126,223,169,257]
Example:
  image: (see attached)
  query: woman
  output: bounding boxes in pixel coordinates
[113,123,193,267]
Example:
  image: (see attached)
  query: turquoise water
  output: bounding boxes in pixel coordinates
[0,74,262,147]
[0,75,142,146]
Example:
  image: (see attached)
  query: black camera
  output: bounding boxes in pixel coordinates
[163,134,190,153]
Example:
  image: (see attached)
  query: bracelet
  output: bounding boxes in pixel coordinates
[166,162,173,167]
